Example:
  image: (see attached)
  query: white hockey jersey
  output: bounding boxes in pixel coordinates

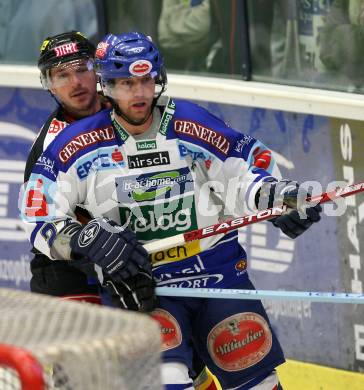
[21,97,281,287]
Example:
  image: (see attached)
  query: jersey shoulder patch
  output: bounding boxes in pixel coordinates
[47,118,67,135]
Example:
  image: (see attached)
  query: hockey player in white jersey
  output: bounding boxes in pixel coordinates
[21,32,322,389]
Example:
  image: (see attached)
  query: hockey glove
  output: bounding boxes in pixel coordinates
[256,179,322,239]
[70,218,151,282]
[104,271,156,312]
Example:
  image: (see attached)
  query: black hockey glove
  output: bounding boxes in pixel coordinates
[70,218,151,282]
[104,271,156,312]
[256,179,322,239]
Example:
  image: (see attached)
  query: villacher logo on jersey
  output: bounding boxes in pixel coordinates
[128,151,170,169]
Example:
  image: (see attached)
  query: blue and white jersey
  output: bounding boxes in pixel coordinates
[21,97,281,288]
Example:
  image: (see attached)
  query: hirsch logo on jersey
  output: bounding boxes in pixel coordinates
[129,60,152,76]
[207,312,272,371]
[48,119,67,134]
[59,126,115,163]
[127,151,170,169]
[174,120,230,155]
[54,43,78,57]
[78,222,100,247]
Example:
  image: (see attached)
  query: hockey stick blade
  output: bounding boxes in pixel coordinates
[156,287,364,304]
[144,181,364,254]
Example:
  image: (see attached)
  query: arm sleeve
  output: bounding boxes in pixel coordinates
[20,146,83,260]
[203,134,282,217]
[24,125,47,183]
[24,109,62,182]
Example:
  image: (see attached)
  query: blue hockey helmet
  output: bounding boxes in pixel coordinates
[95,32,167,89]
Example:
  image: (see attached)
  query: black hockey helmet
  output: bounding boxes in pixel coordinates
[38,31,96,90]
[38,31,95,72]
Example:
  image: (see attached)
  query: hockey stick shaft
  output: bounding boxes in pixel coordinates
[156,287,364,304]
[144,181,364,253]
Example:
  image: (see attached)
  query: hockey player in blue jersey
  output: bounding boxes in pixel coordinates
[21,32,322,389]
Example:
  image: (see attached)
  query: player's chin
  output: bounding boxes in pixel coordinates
[74,96,95,110]
[128,108,151,123]
[128,115,148,126]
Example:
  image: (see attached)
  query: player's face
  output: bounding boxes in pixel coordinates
[112,75,156,125]
[49,59,99,118]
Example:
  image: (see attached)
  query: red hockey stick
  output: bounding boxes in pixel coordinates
[144,181,364,254]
